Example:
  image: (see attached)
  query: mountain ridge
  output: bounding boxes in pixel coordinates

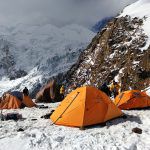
[64,0,150,93]
[0,24,95,96]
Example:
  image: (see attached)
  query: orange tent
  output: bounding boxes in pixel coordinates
[0,92,36,109]
[50,86,123,127]
[36,80,62,103]
[114,90,150,110]
[22,95,36,108]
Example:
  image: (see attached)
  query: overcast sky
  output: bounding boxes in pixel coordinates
[0,0,138,27]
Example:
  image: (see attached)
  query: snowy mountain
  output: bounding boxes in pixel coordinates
[0,0,149,97]
[0,24,95,96]
[1,1,150,149]
[65,0,150,93]
[120,0,150,47]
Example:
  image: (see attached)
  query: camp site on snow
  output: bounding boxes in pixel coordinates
[0,0,150,149]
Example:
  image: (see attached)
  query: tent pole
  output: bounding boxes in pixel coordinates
[0,109,3,121]
[52,92,80,125]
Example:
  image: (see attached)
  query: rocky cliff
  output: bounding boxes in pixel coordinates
[65,15,150,92]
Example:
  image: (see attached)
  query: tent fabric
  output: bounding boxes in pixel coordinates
[36,81,62,103]
[0,93,21,109]
[114,90,150,110]
[0,92,35,109]
[50,86,123,127]
[10,91,23,101]
[22,95,36,108]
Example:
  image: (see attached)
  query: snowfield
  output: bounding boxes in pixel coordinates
[0,102,150,150]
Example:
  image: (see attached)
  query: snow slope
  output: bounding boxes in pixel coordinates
[120,0,150,50]
[0,102,150,150]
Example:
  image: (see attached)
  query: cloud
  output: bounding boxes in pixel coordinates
[0,0,138,27]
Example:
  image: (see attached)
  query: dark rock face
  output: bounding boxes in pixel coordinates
[64,16,150,93]
[9,69,27,80]
[0,39,27,80]
[35,80,63,103]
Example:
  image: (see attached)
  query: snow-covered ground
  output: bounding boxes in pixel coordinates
[0,102,150,150]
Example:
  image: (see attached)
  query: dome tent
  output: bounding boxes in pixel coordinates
[114,90,150,110]
[51,86,123,127]
[0,91,36,109]
[36,80,62,103]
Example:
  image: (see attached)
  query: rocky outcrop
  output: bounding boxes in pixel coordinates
[64,16,150,92]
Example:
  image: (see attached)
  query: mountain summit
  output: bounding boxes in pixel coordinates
[65,0,150,92]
